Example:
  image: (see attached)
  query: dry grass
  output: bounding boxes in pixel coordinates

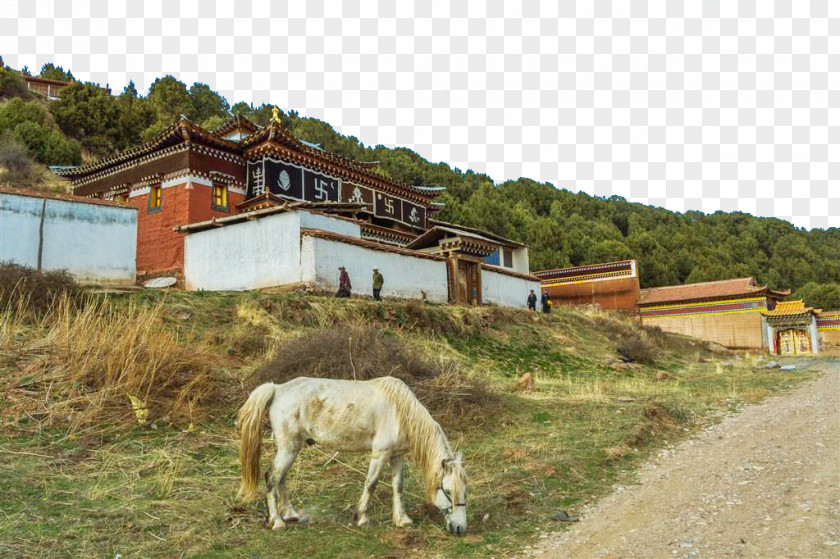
[19,297,221,433]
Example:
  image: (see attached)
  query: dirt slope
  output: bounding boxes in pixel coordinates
[528,359,840,559]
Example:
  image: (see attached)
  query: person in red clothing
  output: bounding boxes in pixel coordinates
[336,266,352,297]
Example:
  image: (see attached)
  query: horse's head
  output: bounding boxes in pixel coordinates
[435,453,468,535]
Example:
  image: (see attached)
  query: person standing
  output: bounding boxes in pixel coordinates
[372,268,384,300]
[527,289,537,311]
[336,266,352,298]
[540,291,552,314]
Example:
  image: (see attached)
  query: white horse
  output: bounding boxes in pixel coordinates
[237,376,469,534]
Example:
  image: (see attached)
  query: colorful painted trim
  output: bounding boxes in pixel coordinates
[541,269,633,287]
[817,316,840,330]
[639,296,768,320]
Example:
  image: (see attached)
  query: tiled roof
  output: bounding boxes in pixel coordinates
[534,260,636,280]
[301,228,446,262]
[638,277,789,306]
[762,300,817,317]
[0,186,133,208]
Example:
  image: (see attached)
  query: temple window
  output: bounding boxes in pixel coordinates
[149,184,162,211]
[503,249,513,268]
[212,182,229,211]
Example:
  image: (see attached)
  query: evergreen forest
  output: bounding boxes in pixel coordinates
[1,61,838,308]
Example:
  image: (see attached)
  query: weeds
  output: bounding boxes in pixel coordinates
[20,297,220,432]
[0,261,81,316]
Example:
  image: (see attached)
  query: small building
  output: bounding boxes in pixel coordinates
[22,75,73,100]
[816,311,840,348]
[637,277,789,350]
[406,221,532,306]
[534,260,640,312]
[0,187,136,285]
[761,300,821,355]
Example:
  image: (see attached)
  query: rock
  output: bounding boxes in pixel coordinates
[515,372,535,392]
[780,365,796,370]
[763,361,779,369]
[551,510,580,523]
[655,371,672,381]
[143,276,177,289]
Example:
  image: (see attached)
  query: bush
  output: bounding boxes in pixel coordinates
[0,98,49,131]
[0,261,82,316]
[0,132,38,184]
[0,67,32,99]
[616,333,657,364]
[251,327,497,426]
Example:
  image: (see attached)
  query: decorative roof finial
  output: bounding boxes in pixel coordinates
[271,106,280,123]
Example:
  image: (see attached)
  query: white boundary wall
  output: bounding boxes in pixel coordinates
[0,191,136,284]
[482,267,541,309]
[300,234,449,302]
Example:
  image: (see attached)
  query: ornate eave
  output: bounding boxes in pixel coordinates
[58,117,242,181]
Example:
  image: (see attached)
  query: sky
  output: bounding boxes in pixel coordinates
[2,0,838,230]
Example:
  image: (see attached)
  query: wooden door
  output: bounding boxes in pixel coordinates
[455,260,480,305]
[777,329,812,355]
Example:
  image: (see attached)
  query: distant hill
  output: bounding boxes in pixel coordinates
[1,59,837,305]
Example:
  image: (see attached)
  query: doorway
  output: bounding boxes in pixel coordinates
[776,328,811,355]
[454,260,481,305]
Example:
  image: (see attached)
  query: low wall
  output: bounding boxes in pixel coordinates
[642,310,765,349]
[0,190,136,284]
[482,267,541,309]
[184,211,302,291]
[301,235,449,303]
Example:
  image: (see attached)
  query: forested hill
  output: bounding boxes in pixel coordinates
[1,62,838,307]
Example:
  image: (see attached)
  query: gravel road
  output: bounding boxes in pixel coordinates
[527,358,839,559]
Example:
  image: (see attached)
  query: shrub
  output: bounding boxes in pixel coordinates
[0,261,82,316]
[0,98,49,131]
[616,333,657,364]
[0,132,38,184]
[250,327,497,426]
[0,67,31,99]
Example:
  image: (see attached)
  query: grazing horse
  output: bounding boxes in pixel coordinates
[237,376,469,534]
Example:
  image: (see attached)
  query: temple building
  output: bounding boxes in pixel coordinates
[637,277,790,350]
[58,111,539,305]
[534,260,640,312]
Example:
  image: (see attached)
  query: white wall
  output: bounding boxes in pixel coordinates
[299,211,361,238]
[512,247,530,274]
[482,267,540,309]
[185,211,302,291]
[301,235,449,302]
[0,192,136,284]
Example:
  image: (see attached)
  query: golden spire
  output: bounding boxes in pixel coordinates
[271,106,280,123]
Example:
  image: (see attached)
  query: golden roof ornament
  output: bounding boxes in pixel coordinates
[271,106,280,123]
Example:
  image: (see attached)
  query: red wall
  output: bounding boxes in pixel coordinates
[132,183,246,279]
[543,276,641,312]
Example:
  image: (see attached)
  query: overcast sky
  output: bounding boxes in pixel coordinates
[2,0,837,229]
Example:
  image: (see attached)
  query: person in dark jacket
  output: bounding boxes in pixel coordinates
[372,268,384,300]
[540,292,551,314]
[527,289,537,311]
[336,266,352,297]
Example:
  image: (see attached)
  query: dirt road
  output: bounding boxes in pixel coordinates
[528,359,840,559]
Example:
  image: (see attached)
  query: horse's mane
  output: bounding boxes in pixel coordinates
[373,376,454,500]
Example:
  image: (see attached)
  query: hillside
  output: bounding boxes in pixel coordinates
[0,287,814,557]
[1,59,838,306]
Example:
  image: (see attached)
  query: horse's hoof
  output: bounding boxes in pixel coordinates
[357,516,369,527]
[396,517,414,528]
[271,519,287,530]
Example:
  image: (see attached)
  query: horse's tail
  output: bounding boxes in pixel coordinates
[237,382,275,502]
